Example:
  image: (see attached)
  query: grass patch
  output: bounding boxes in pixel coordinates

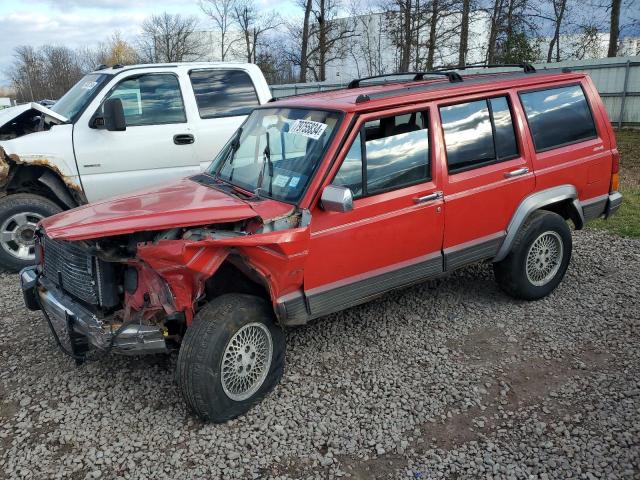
[590,186,640,237]
[587,129,640,238]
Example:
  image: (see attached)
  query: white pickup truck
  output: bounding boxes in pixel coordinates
[0,63,272,271]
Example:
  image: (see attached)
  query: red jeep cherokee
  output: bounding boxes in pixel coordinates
[21,65,622,422]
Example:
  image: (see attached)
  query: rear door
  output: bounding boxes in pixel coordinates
[304,107,445,317]
[74,72,197,202]
[436,91,535,270]
[518,81,611,212]
[186,69,263,171]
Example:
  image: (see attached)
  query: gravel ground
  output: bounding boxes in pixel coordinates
[0,229,638,480]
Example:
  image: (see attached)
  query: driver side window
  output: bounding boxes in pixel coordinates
[104,74,186,126]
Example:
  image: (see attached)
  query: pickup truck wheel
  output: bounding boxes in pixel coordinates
[176,293,285,422]
[493,210,572,300]
[0,194,62,272]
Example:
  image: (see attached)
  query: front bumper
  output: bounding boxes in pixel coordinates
[604,191,623,219]
[21,266,168,356]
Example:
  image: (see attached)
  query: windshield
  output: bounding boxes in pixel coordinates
[210,108,341,203]
[50,73,111,121]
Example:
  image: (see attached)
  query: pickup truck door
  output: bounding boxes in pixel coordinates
[185,69,264,172]
[303,108,445,318]
[74,72,198,202]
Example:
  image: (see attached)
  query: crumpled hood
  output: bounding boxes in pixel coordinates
[0,102,67,133]
[41,177,293,241]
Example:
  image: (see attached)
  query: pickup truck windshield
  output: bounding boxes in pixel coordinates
[50,73,111,121]
[211,108,341,203]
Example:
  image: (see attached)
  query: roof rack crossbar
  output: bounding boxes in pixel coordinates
[437,62,536,73]
[347,71,462,89]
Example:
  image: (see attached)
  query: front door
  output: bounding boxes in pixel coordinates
[304,107,445,318]
[74,72,198,202]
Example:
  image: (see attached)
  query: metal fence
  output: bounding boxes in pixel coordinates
[270,56,640,127]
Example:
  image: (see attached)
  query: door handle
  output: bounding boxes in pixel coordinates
[414,191,442,204]
[173,134,195,145]
[504,167,529,178]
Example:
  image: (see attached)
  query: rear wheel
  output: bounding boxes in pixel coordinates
[0,194,62,272]
[493,210,572,300]
[176,294,285,422]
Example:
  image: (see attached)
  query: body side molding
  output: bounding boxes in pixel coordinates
[494,185,583,263]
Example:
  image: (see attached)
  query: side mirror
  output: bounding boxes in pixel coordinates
[102,98,126,131]
[320,185,353,213]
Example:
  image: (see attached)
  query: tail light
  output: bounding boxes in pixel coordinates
[610,149,620,192]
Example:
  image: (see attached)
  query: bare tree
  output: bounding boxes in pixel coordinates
[299,0,313,82]
[607,0,621,56]
[200,0,241,60]
[10,45,86,102]
[232,0,280,63]
[544,0,569,62]
[288,0,356,82]
[458,0,472,65]
[348,1,386,76]
[139,12,204,62]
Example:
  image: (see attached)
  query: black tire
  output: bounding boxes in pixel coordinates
[176,293,285,422]
[493,210,572,300]
[0,193,62,272]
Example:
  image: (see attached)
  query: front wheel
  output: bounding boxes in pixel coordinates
[176,294,285,422]
[0,194,62,272]
[493,210,572,300]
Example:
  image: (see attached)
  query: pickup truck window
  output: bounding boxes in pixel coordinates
[190,69,260,119]
[105,74,186,126]
[520,84,597,152]
[212,107,340,203]
[50,73,111,121]
[440,96,518,174]
[333,111,430,197]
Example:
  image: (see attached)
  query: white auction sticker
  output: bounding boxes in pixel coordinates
[289,119,328,140]
[81,81,98,90]
[273,174,289,187]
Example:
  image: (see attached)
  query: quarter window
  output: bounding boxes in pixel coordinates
[520,85,597,151]
[332,112,430,197]
[105,74,186,126]
[440,96,518,174]
[190,69,260,118]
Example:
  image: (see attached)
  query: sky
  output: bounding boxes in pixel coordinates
[0,0,300,87]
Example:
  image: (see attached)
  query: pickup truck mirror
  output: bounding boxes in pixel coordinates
[102,98,126,131]
[320,185,353,213]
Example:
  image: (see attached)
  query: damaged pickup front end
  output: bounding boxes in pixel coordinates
[20,186,309,360]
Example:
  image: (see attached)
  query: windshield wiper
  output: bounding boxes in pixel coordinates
[215,127,243,181]
[255,131,274,198]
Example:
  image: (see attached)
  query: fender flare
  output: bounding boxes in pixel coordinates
[494,185,584,263]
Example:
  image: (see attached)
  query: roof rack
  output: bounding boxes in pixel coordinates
[95,64,108,71]
[438,62,536,73]
[347,71,462,89]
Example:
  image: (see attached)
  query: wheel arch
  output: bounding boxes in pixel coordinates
[494,185,584,263]
[2,162,86,209]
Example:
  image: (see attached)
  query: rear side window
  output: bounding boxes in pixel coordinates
[520,85,597,151]
[440,96,518,173]
[106,74,186,126]
[332,111,430,197]
[189,69,259,119]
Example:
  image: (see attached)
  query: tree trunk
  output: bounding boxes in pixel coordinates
[546,0,566,63]
[458,0,470,66]
[607,0,621,57]
[400,0,412,71]
[427,0,438,70]
[319,0,327,81]
[487,0,503,64]
[300,0,312,82]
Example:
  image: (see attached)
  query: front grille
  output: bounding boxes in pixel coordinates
[41,235,119,308]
